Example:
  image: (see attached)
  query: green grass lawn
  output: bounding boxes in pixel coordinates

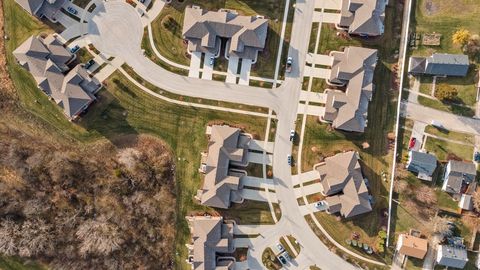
[418,76,433,95]
[424,125,475,145]
[435,189,458,212]
[418,96,475,117]
[151,0,287,79]
[424,136,474,161]
[435,68,479,107]
[279,237,297,258]
[76,47,94,64]
[309,22,319,53]
[0,256,47,270]
[317,24,361,55]
[216,200,275,225]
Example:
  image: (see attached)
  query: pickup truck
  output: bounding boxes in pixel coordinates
[286,57,293,73]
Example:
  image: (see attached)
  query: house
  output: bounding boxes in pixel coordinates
[396,234,428,259]
[322,46,378,132]
[182,6,268,61]
[442,160,476,194]
[14,0,65,21]
[13,35,101,120]
[406,151,437,181]
[185,216,235,270]
[408,53,469,77]
[436,243,468,269]
[315,151,372,218]
[197,125,250,209]
[337,0,388,36]
[458,194,473,211]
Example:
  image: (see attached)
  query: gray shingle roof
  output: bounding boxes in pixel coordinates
[316,151,372,218]
[442,160,476,194]
[186,216,235,270]
[13,35,99,119]
[406,151,438,177]
[323,46,378,133]
[338,0,387,36]
[436,245,468,269]
[408,53,469,76]
[198,125,248,209]
[183,6,268,60]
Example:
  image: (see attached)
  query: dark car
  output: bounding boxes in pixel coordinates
[474,152,480,162]
[278,255,287,265]
[287,155,292,166]
[84,59,95,70]
[70,45,80,54]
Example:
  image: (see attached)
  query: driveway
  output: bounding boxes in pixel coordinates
[411,121,427,151]
[241,176,275,190]
[249,140,274,153]
[292,170,320,185]
[226,56,240,84]
[303,65,331,79]
[294,183,323,198]
[315,0,342,10]
[188,51,201,78]
[305,53,333,66]
[247,152,273,165]
[313,11,341,24]
[234,224,275,235]
[239,58,252,85]
[241,188,278,203]
[403,101,480,135]
[297,103,326,117]
[299,91,326,104]
[299,202,328,215]
[201,52,214,80]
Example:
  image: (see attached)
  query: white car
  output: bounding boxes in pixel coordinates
[289,129,295,141]
[314,201,326,208]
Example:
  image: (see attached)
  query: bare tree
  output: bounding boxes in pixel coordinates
[76,216,124,256]
[18,218,55,257]
[430,215,453,238]
[0,218,20,256]
[415,185,437,204]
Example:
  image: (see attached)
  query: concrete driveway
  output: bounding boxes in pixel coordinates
[297,103,325,117]
[299,202,328,215]
[305,53,333,66]
[294,183,323,198]
[201,52,214,80]
[189,51,202,78]
[239,58,252,85]
[303,65,331,79]
[299,91,326,104]
[226,56,239,84]
[315,0,342,10]
[313,11,341,24]
[241,176,275,190]
[241,189,278,203]
[292,170,320,185]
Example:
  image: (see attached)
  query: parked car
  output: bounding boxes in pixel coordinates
[431,120,444,129]
[70,45,80,54]
[84,59,95,70]
[276,243,285,253]
[278,255,287,265]
[289,129,295,141]
[314,201,325,208]
[139,0,145,3]
[286,57,293,73]
[209,56,214,66]
[287,155,292,166]
[474,152,480,162]
[282,252,291,261]
[408,137,416,150]
[67,6,78,15]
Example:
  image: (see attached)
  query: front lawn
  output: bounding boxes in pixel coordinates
[215,200,277,225]
[424,136,474,161]
[418,96,475,117]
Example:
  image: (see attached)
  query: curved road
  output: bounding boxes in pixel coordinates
[86,1,357,269]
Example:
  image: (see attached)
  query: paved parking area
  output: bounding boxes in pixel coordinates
[226,56,239,84]
[201,52,214,80]
[188,51,202,78]
[303,66,331,79]
[239,58,252,85]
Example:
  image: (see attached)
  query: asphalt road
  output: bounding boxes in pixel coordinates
[86,1,357,269]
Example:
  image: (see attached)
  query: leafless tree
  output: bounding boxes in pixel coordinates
[473,190,480,212]
[430,215,453,238]
[0,218,20,256]
[18,218,54,257]
[76,216,124,256]
[415,185,437,204]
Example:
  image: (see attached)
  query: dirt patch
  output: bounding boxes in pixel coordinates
[0,0,18,111]
[424,0,438,16]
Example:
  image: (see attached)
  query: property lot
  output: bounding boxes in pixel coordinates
[150,0,287,79]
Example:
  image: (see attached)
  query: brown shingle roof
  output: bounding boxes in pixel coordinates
[397,234,428,259]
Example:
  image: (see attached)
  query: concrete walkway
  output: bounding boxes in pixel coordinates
[247,152,273,165]
[299,91,326,104]
[188,51,201,78]
[292,170,320,185]
[226,56,239,84]
[249,140,274,153]
[241,189,278,203]
[305,53,333,66]
[241,176,275,190]
[297,103,325,116]
[234,224,275,235]
[239,59,252,86]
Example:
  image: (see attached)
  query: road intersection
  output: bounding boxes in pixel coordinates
[85,0,359,268]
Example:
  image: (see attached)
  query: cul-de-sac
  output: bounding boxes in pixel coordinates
[0,0,479,269]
